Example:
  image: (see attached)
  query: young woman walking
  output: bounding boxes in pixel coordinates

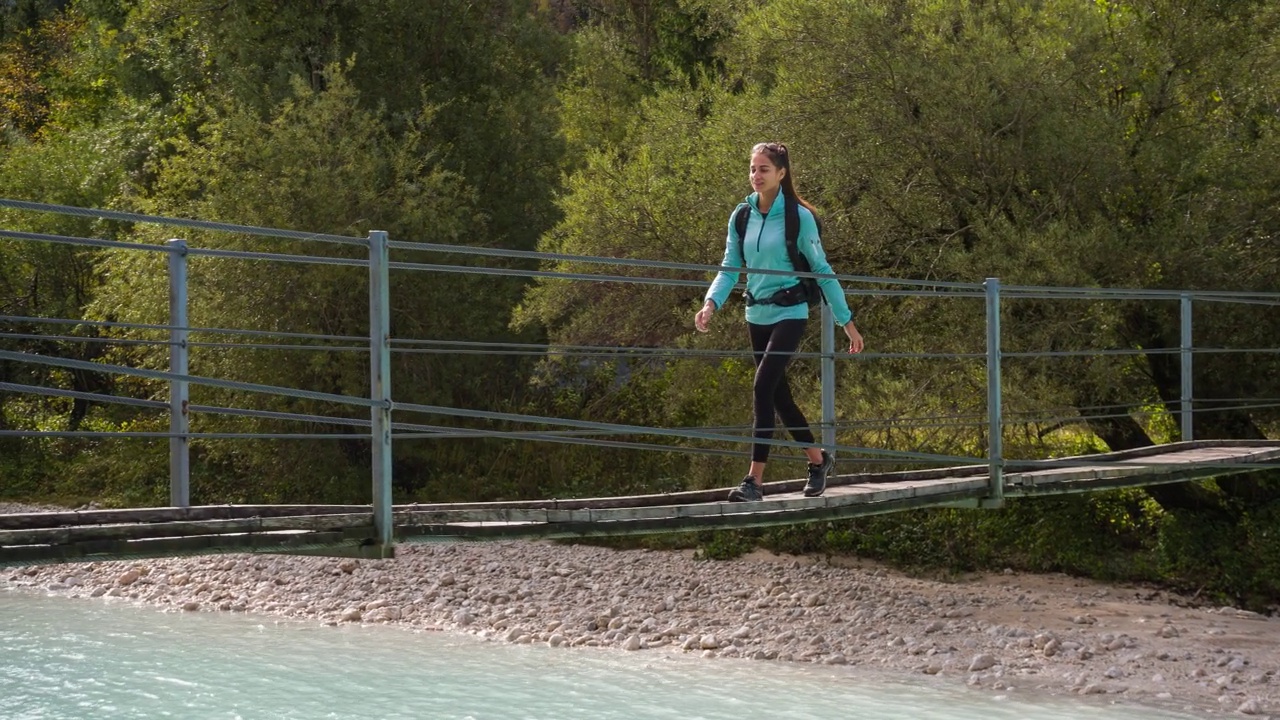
[694,142,863,502]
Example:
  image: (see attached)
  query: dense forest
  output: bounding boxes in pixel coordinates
[2,0,1278,608]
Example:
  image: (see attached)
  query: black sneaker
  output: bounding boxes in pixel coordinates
[803,451,834,497]
[727,476,763,502]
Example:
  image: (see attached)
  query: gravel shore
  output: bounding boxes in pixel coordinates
[2,503,1277,717]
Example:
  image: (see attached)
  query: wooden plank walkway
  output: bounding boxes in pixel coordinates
[1004,441,1280,495]
[1,440,1276,567]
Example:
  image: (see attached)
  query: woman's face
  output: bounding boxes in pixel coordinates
[749,152,785,196]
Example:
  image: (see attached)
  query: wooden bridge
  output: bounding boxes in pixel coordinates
[4,200,1278,570]
[2,440,1276,567]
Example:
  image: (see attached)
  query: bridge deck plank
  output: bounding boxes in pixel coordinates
[1,441,1276,565]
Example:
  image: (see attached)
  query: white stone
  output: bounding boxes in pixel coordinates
[367,607,400,622]
[968,654,997,672]
[1237,699,1264,715]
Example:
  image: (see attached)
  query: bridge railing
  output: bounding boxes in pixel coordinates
[995,283,1280,480]
[3,197,1279,547]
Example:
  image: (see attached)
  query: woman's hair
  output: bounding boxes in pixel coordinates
[752,141,818,216]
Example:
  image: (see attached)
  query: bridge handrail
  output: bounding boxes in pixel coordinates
[7,197,1280,303]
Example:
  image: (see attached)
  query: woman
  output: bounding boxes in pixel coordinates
[694,142,864,502]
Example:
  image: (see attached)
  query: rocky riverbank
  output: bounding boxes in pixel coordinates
[1,504,1276,717]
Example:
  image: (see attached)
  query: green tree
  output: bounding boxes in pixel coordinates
[89,0,567,251]
[86,67,485,504]
[3,0,573,503]
[0,129,129,497]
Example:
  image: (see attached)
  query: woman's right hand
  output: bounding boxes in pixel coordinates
[694,300,715,332]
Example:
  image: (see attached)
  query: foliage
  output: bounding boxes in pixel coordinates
[694,528,758,560]
[1155,496,1280,609]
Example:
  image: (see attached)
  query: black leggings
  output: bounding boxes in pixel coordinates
[748,319,815,463]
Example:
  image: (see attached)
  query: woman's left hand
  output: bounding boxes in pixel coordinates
[844,321,864,354]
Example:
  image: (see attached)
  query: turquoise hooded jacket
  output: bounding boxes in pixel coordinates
[704,193,855,327]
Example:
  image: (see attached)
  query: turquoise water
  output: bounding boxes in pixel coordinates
[1,591,1197,720]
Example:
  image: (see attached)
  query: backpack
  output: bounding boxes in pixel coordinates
[734,194,824,305]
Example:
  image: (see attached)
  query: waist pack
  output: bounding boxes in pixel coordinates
[744,283,810,308]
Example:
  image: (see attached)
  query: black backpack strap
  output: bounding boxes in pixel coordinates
[783,194,824,305]
[733,203,750,266]
[783,194,806,272]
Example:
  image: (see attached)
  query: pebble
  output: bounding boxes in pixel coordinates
[1238,698,1264,715]
[969,654,997,672]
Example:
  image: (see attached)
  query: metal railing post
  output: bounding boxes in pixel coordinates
[820,302,836,454]
[984,277,1003,505]
[369,230,394,553]
[166,239,190,508]
[1180,293,1193,442]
